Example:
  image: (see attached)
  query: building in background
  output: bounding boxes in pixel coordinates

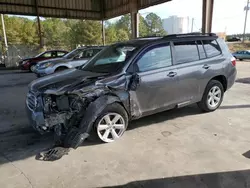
[162,16,190,34]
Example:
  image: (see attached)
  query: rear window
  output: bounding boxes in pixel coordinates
[203,40,221,58]
[174,41,199,64]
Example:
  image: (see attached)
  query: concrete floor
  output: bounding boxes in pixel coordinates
[0,62,250,188]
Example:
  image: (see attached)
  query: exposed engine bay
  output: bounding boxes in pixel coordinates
[26,71,141,161]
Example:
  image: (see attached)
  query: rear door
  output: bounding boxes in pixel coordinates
[172,39,224,105]
[129,43,180,116]
[172,40,203,105]
[197,39,224,95]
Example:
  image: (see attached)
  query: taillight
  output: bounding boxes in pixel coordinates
[231,57,236,66]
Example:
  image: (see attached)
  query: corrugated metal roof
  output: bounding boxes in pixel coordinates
[0,0,171,20]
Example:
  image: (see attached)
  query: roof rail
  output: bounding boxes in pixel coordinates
[134,33,217,40]
[163,32,217,38]
[136,35,163,39]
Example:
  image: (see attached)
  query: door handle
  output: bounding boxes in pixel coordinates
[203,64,210,69]
[167,71,177,77]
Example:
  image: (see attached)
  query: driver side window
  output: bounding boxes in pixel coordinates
[136,44,172,72]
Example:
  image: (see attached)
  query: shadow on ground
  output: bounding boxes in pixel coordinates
[0,70,31,75]
[220,104,250,109]
[0,105,200,164]
[0,103,249,164]
[236,77,250,84]
[102,169,250,188]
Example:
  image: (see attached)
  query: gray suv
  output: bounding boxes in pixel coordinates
[26,33,236,148]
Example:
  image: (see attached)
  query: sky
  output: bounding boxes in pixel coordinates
[139,0,248,34]
[9,0,249,35]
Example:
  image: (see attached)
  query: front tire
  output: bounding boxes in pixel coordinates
[197,80,224,112]
[92,103,128,143]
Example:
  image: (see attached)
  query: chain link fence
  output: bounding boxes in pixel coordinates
[1,44,39,68]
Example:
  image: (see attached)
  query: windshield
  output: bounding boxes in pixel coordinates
[35,51,45,57]
[80,44,138,73]
[64,48,85,59]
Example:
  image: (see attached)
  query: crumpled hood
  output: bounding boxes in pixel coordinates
[36,57,69,67]
[29,69,108,94]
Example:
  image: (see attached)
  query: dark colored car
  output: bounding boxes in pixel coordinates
[26,33,236,148]
[19,50,68,71]
[227,37,241,42]
[232,50,250,61]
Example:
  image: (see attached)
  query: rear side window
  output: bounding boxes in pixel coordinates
[57,51,67,57]
[136,44,172,72]
[174,41,199,64]
[203,40,221,58]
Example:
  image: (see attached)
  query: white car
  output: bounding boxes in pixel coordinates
[34,46,104,77]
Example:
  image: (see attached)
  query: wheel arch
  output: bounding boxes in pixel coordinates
[78,94,129,134]
[55,65,69,72]
[209,75,228,92]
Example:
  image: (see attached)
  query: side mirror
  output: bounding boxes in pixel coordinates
[130,73,141,91]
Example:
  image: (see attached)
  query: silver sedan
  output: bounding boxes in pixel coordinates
[34,46,104,77]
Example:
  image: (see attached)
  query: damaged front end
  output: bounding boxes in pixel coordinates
[26,74,131,148]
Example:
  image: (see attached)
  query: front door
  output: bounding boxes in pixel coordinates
[130,43,180,117]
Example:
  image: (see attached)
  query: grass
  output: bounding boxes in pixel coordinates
[228,42,250,52]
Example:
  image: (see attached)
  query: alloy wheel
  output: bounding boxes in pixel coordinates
[207,86,222,108]
[97,113,126,143]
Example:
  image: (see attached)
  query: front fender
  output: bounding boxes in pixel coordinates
[78,95,121,133]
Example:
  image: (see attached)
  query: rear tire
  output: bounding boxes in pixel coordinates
[197,80,224,112]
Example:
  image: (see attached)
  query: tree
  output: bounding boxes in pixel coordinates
[81,20,102,45]
[116,29,129,42]
[0,12,166,50]
[139,15,149,37]
[42,18,69,47]
[116,14,131,34]
[105,22,117,44]
[145,13,167,36]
